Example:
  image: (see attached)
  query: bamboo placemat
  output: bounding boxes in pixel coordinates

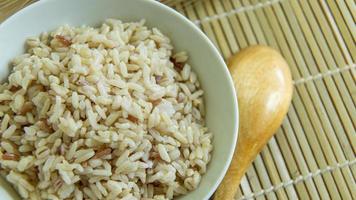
[1,0,355,199]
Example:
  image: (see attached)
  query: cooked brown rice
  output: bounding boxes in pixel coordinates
[0,19,212,200]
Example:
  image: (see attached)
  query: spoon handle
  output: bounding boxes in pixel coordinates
[213,139,252,199]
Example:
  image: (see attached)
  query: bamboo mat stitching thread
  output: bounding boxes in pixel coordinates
[238,159,356,200]
[193,0,283,25]
[293,63,356,85]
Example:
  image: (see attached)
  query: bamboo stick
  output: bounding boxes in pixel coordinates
[253,155,279,200]
[279,117,323,199]
[274,129,311,200]
[204,0,232,58]
[211,0,239,56]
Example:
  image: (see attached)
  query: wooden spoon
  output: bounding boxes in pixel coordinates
[214,45,293,200]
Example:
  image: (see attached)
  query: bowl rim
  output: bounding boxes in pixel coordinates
[0,0,239,199]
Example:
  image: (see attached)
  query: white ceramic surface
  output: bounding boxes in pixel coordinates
[0,0,238,199]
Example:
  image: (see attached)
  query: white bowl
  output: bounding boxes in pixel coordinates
[0,0,238,199]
